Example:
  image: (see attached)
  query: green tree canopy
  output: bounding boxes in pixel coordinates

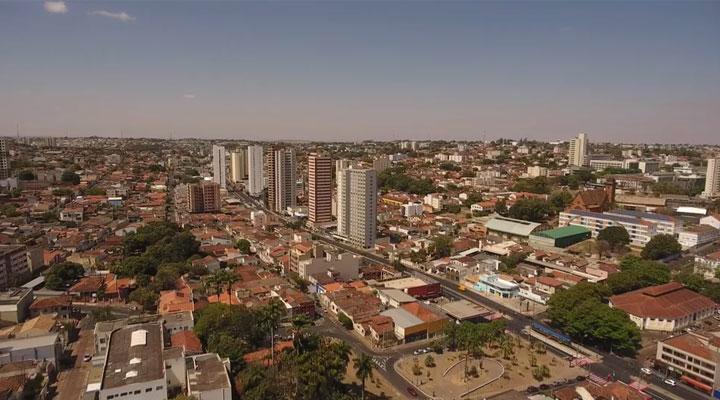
[61,170,81,185]
[597,226,630,249]
[45,261,84,290]
[641,234,682,260]
[508,198,551,222]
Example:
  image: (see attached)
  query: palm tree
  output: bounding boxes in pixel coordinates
[353,353,374,400]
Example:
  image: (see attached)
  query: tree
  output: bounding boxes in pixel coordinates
[605,256,670,294]
[508,198,551,222]
[18,170,35,180]
[429,235,453,258]
[549,190,573,212]
[236,239,252,254]
[641,234,682,260]
[338,312,353,330]
[597,226,630,250]
[129,287,159,312]
[353,353,374,400]
[61,170,81,185]
[424,354,435,367]
[45,261,85,290]
[494,199,508,215]
[207,332,248,372]
[511,177,550,194]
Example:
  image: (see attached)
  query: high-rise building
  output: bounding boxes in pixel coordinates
[265,148,296,212]
[247,145,264,196]
[372,155,391,172]
[336,163,377,248]
[0,138,9,180]
[187,182,221,213]
[568,132,589,167]
[335,159,353,235]
[212,145,227,189]
[308,153,332,225]
[703,158,720,198]
[230,149,247,183]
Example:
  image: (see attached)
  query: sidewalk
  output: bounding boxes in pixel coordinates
[523,327,602,362]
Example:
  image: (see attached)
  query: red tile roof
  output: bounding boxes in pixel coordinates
[610,282,716,320]
[170,330,203,354]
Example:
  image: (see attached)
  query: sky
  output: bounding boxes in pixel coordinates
[0,1,719,144]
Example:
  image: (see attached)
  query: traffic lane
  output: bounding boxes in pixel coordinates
[641,373,709,400]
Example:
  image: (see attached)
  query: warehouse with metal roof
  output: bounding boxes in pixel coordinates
[529,225,592,248]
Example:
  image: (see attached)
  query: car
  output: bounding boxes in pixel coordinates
[413,350,421,356]
[526,386,539,394]
[83,354,92,362]
[406,387,418,397]
[539,384,549,390]
[640,368,653,375]
[663,378,676,386]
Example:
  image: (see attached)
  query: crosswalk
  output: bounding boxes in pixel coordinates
[373,356,390,371]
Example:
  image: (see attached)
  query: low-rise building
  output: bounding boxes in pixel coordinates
[678,225,720,250]
[529,225,591,248]
[97,323,166,400]
[0,246,31,290]
[186,353,232,400]
[655,331,719,393]
[695,250,720,279]
[609,282,716,332]
[0,288,33,324]
[559,209,658,248]
[484,216,541,240]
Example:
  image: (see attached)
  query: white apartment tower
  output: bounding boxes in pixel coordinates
[308,153,332,224]
[568,132,589,167]
[336,162,377,249]
[247,145,264,196]
[230,149,247,183]
[211,144,227,189]
[703,158,720,198]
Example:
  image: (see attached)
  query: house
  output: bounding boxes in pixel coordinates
[379,302,447,344]
[170,331,202,355]
[567,181,615,212]
[271,287,315,319]
[29,296,72,318]
[609,282,716,332]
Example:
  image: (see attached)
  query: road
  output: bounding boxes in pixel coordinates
[229,187,710,400]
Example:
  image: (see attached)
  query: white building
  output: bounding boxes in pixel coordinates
[97,323,167,400]
[423,193,443,211]
[336,164,377,249]
[559,209,657,248]
[703,158,720,198]
[526,166,548,178]
[211,145,226,189]
[230,149,246,183]
[246,145,264,196]
[568,132,588,167]
[298,252,361,281]
[678,225,720,250]
[402,202,423,218]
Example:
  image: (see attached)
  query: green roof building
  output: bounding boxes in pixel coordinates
[529,225,592,248]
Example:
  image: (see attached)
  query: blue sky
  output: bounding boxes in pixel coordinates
[1,1,718,143]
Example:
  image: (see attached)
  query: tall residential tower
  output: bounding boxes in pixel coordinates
[230,149,247,183]
[308,153,332,225]
[703,158,720,198]
[247,145,264,196]
[568,132,589,167]
[212,144,227,189]
[336,162,377,248]
[266,148,296,212]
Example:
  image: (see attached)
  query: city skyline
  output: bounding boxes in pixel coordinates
[1,1,719,144]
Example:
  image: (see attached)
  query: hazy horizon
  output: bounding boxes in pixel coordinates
[1,1,719,144]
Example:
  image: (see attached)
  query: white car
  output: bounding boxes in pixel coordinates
[663,378,676,386]
[640,368,652,375]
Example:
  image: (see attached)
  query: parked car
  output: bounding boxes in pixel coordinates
[83,354,92,362]
[526,386,539,394]
[663,378,676,386]
[406,387,418,397]
[640,368,653,375]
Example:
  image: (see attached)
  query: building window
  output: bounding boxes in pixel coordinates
[146,388,152,392]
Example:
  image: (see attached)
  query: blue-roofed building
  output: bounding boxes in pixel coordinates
[605,209,681,236]
[559,209,659,248]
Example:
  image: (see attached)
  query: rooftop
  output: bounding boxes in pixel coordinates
[101,323,164,390]
[532,225,591,239]
[187,353,231,393]
[441,299,495,320]
[610,282,716,320]
[485,216,541,237]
